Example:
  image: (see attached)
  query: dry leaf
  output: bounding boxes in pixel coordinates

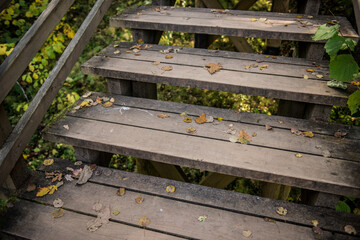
[43,159,54,166]
[112,209,120,216]
[126,50,132,53]
[161,66,173,71]
[186,127,197,134]
[87,205,111,232]
[180,112,187,118]
[302,131,314,138]
[264,217,276,223]
[136,196,144,204]
[138,216,150,227]
[238,130,251,144]
[79,101,91,108]
[252,132,257,137]
[52,208,65,218]
[74,160,82,166]
[103,169,112,176]
[53,198,64,208]
[296,15,303,19]
[229,136,238,143]
[26,183,36,192]
[82,92,92,98]
[271,56,277,59]
[152,61,160,65]
[157,113,169,118]
[205,63,223,74]
[303,74,309,79]
[166,185,175,193]
[65,174,73,181]
[195,113,207,124]
[306,68,315,72]
[278,120,284,124]
[130,44,141,50]
[217,117,223,121]
[312,220,319,227]
[183,117,192,123]
[51,173,62,183]
[63,125,69,130]
[276,207,287,216]
[291,128,302,136]
[206,116,214,123]
[134,52,141,56]
[117,187,126,196]
[77,165,93,185]
[48,185,58,195]
[114,50,120,54]
[265,125,272,131]
[316,74,323,79]
[344,225,357,235]
[260,64,269,70]
[295,153,303,158]
[165,55,173,59]
[109,98,115,103]
[36,187,50,197]
[242,230,252,238]
[103,101,113,108]
[250,18,257,21]
[198,216,207,222]
[259,17,267,22]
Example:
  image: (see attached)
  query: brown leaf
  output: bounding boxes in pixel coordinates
[157,113,170,118]
[195,113,207,124]
[138,216,150,227]
[265,125,272,131]
[152,61,160,65]
[186,127,197,134]
[117,187,126,196]
[238,130,252,144]
[135,196,144,204]
[130,44,141,50]
[344,225,357,235]
[161,66,173,71]
[165,55,173,59]
[313,226,323,235]
[252,132,257,137]
[90,164,98,171]
[205,63,223,74]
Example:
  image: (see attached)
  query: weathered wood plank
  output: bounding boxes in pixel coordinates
[354,0,360,34]
[43,98,360,197]
[199,172,236,189]
[0,104,11,147]
[0,0,112,186]
[0,0,75,104]
[233,0,257,10]
[110,6,358,42]
[36,158,360,236]
[0,200,182,240]
[82,55,349,106]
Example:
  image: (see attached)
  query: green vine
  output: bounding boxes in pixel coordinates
[313,24,360,116]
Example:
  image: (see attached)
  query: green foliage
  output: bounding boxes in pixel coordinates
[336,201,351,213]
[348,90,360,116]
[312,24,339,41]
[324,36,356,56]
[329,54,359,82]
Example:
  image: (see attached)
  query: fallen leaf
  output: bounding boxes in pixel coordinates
[313,226,323,235]
[152,61,160,65]
[92,201,103,212]
[113,44,119,47]
[157,113,169,118]
[278,120,284,124]
[53,198,64,208]
[77,165,93,185]
[74,160,82,166]
[63,125,69,130]
[296,15,303,19]
[195,113,207,124]
[126,50,132,53]
[36,187,50,197]
[242,230,252,238]
[271,56,277,59]
[43,159,54,166]
[82,92,92,98]
[322,150,331,158]
[52,208,65,218]
[206,116,214,123]
[265,125,272,131]
[306,68,315,72]
[249,18,257,21]
[183,117,192,123]
[123,177,129,181]
[48,185,58,195]
[334,130,347,138]
[134,52,141,56]
[302,131,314,138]
[307,15,313,18]
[166,185,175,193]
[109,98,115,103]
[316,74,323,79]
[161,65,173,71]
[116,187,126,196]
[260,64,269,70]
[135,196,144,204]
[65,174,73,182]
[26,183,36,192]
[224,128,236,135]
[112,209,120,216]
[198,216,207,222]
[89,164,97,171]
[103,101,113,108]
[165,54,173,59]
[88,205,111,232]
[303,74,309,79]
[229,136,238,143]
[138,216,150,227]
[51,173,62,183]
[103,169,112,176]
[56,181,63,188]
[143,44,152,50]
[312,220,319,227]
[217,117,223,121]
[344,225,357,235]
[186,127,197,134]
[259,18,267,22]
[252,132,257,137]
[276,207,287,216]
[238,130,251,144]
[73,168,82,176]
[205,63,223,74]
[180,112,187,118]
[264,217,276,223]
[79,101,91,108]
[295,153,303,158]
[130,44,141,50]
[114,50,120,54]
[291,128,302,136]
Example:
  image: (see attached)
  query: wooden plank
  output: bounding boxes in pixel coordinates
[0,200,182,240]
[19,168,360,239]
[0,0,112,186]
[43,105,360,197]
[354,0,360,34]
[298,0,321,16]
[66,94,360,162]
[82,56,349,106]
[110,6,359,42]
[0,104,11,147]
[0,0,76,105]
[36,158,360,236]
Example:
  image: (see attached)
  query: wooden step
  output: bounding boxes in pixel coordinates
[81,42,352,106]
[43,93,360,198]
[110,6,358,42]
[1,158,359,239]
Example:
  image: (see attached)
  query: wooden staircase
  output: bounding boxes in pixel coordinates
[2,1,360,239]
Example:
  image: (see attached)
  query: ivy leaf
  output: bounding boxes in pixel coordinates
[312,24,339,41]
[324,36,345,56]
[336,201,351,213]
[347,90,360,115]
[329,55,359,82]
[341,38,357,51]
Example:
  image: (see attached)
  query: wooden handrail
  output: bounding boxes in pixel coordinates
[0,0,112,186]
[0,0,75,105]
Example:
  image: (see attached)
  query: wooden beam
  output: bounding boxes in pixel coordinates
[73,147,112,166]
[298,0,321,16]
[0,104,11,147]
[233,0,257,10]
[0,0,112,186]
[0,0,75,105]
[354,0,360,33]
[200,172,236,189]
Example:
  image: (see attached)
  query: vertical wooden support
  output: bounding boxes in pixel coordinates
[107,78,132,96]
[260,182,291,201]
[74,147,112,166]
[200,172,236,189]
[194,0,212,49]
[353,0,360,34]
[301,189,340,209]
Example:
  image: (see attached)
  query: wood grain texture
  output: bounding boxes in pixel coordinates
[43,94,360,197]
[354,0,360,34]
[82,43,350,106]
[0,200,182,240]
[110,6,359,42]
[0,0,75,104]
[0,0,112,186]
[32,158,360,237]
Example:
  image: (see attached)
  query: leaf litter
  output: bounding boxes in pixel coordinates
[52,208,65,218]
[87,204,111,232]
[276,207,287,216]
[43,159,54,166]
[166,185,175,193]
[116,187,126,196]
[205,63,222,74]
[195,113,207,124]
[76,165,93,185]
[138,216,151,227]
[238,130,252,144]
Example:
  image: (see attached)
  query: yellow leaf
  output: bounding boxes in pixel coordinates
[112,209,120,216]
[135,196,144,204]
[23,154,29,160]
[316,74,323,79]
[29,65,35,72]
[295,153,303,158]
[79,101,91,108]
[48,185,58,195]
[33,73,39,80]
[180,112,187,118]
[186,127,197,134]
[252,132,257,137]
[165,55,173,59]
[116,187,126,196]
[302,131,314,138]
[312,220,319,227]
[296,15,303,19]
[183,117,192,123]
[152,61,160,65]
[306,68,315,72]
[36,187,50,197]
[217,117,223,121]
[67,29,75,39]
[43,159,54,166]
[52,208,65,218]
[276,207,287,216]
[161,66,173,71]
[103,101,113,108]
[242,230,252,238]
[195,113,207,124]
[138,216,150,227]
[0,44,7,55]
[166,185,175,193]
[250,18,258,21]
[260,64,269,70]
[157,113,169,118]
[303,74,309,79]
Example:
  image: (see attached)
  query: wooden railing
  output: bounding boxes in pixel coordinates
[0,0,112,186]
